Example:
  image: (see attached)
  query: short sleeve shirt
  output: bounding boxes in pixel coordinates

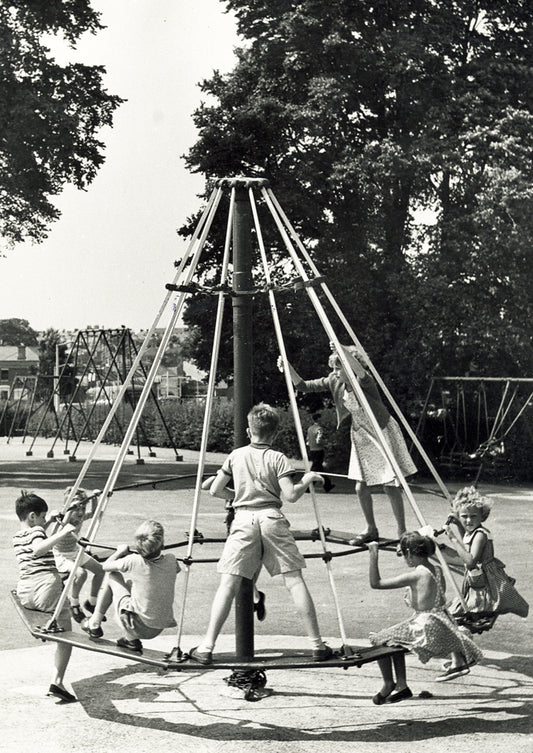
[13,526,57,579]
[113,552,179,629]
[221,443,295,509]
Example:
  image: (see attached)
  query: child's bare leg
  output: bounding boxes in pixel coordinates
[70,567,87,602]
[392,652,408,691]
[198,573,241,651]
[87,574,114,629]
[384,486,406,537]
[282,570,325,648]
[449,650,466,668]
[83,557,104,601]
[355,482,378,535]
[375,656,395,698]
[51,643,72,690]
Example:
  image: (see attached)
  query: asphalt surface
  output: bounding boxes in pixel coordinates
[1,438,531,753]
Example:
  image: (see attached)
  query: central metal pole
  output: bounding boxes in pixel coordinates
[232,183,254,661]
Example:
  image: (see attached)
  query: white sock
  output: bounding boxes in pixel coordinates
[70,598,80,607]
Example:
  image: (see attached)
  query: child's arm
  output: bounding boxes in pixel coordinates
[279,472,324,503]
[102,544,132,572]
[31,523,78,557]
[444,526,487,569]
[368,542,418,590]
[83,490,101,521]
[206,470,235,501]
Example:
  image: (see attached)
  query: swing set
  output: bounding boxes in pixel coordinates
[415,376,533,484]
[12,177,484,699]
[1,327,183,463]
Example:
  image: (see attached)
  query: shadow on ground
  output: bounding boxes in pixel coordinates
[73,662,533,743]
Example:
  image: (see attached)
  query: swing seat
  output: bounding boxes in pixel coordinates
[11,590,405,671]
[455,611,498,634]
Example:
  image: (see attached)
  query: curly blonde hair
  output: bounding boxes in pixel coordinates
[451,486,492,521]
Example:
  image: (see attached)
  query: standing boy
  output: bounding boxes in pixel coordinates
[189,402,332,665]
[13,491,78,703]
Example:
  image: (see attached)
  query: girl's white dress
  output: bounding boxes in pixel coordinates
[369,566,483,665]
[344,390,417,485]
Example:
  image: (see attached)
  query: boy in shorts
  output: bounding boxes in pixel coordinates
[189,402,331,665]
[82,520,179,653]
[13,491,78,703]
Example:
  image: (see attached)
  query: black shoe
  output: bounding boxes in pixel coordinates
[387,687,413,703]
[349,529,379,546]
[188,646,213,665]
[117,637,143,653]
[313,644,334,662]
[81,618,103,640]
[70,605,85,623]
[254,591,266,621]
[47,684,77,703]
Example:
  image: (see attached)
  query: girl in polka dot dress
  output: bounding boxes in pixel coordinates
[368,532,482,701]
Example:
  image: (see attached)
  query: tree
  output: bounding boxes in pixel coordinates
[181,1,533,406]
[0,318,38,345]
[0,0,123,250]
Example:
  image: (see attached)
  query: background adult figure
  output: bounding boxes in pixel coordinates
[280,345,416,543]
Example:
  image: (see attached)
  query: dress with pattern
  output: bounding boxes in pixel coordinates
[449,526,529,619]
[369,566,483,665]
[343,389,417,486]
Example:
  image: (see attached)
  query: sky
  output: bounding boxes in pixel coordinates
[0,0,239,334]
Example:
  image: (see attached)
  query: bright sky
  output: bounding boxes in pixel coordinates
[0,0,239,333]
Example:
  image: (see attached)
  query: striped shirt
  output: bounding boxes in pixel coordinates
[13,526,57,579]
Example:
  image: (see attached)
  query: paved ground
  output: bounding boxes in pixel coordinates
[1,438,532,752]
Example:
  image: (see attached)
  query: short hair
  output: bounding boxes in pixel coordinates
[247,403,280,440]
[134,520,165,559]
[398,531,436,558]
[451,486,492,521]
[15,490,48,521]
[312,412,321,421]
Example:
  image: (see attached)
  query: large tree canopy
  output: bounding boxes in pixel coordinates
[0,0,123,249]
[182,0,533,406]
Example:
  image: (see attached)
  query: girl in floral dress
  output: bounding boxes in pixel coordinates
[282,345,417,544]
[368,532,483,700]
[443,487,529,626]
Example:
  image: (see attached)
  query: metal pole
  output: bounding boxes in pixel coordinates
[232,181,254,661]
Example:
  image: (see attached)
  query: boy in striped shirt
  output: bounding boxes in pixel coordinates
[13,490,78,703]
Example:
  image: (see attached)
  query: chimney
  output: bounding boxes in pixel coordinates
[17,344,26,360]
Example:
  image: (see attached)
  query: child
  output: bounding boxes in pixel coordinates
[368,532,483,699]
[306,412,333,492]
[201,474,266,620]
[280,345,416,544]
[189,403,330,665]
[443,487,529,624]
[13,491,79,703]
[82,520,179,653]
[53,487,104,622]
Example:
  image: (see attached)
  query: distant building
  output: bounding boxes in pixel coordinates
[0,346,39,400]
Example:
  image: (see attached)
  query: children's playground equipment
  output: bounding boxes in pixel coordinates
[14,177,475,700]
[414,376,533,484]
[1,327,182,463]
